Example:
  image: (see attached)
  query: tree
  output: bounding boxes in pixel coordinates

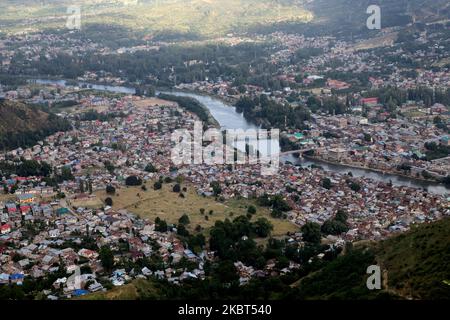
[177,224,190,237]
[322,178,332,190]
[173,184,181,193]
[442,176,450,187]
[178,214,190,225]
[88,180,93,194]
[247,205,256,215]
[321,210,349,235]
[252,218,273,238]
[105,197,113,206]
[125,176,142,186]
[106,185,116,195]
[321,219,348,235]
[155,217,168,232]
[335,210,348,223]
[349,182,361,192]
[153,181,162,190]
[215,260,239,284]
[210,181,222,196]
[104,161,115,175]
[60,166,74,181]
[99,246,114,271]
[301,222,322,244]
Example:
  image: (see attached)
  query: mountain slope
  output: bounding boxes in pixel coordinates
[0,100,71,150]
[0,0,313,38]
[293,217,450,300]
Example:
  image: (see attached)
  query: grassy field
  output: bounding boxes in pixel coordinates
[77,278,160,300]
[95,181,297,237]
[375,218,450,299]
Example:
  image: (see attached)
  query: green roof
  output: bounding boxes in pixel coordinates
[56,207,70,215]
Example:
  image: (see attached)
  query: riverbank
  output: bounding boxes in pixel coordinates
[172,87,238,105]
[157,92,220,128]
[302,155,444,186]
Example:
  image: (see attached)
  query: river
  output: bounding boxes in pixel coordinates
[32,79,449,195]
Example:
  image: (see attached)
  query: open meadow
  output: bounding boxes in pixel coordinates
[95,181,297,237]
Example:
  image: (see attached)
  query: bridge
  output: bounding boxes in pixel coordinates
[279,148,317,157]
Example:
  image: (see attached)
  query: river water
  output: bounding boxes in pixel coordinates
[32,79,449,195]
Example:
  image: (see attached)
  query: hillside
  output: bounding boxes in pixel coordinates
[80,217,450,300]
[293,217,450,300]
[2,0,448,40]
[0,100,71,150]
[0,0,312,38]
[247,0,450,38]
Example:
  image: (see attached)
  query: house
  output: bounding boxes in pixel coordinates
[77,249,99,260]
[0,224,11,234]
[56,207,70,216]
[49,229,60,238]
[9,273,24,285]
[20,205,31,214]
[361,97,379,107]
[0,273,9,284]
[17,194,35,204]
[72,289,89,297]
[6,203,17,214]
[327,148,347,161]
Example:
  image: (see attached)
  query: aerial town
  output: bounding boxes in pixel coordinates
[0,0,449,302]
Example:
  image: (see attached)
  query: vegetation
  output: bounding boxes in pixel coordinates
[236,94,310,130]
[125,176,142,186]
[0,100,71,150]
[321,210,350,236]
[0,0,312,38]
[157,94,216,126]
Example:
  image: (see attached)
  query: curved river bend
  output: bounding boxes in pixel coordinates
[32,79,449,195]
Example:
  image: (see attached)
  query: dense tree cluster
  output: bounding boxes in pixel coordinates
[235,94,310,129]
[125,176,142,186]
[209,215,273,266]
[321,210,350,236]
[0,160,52,178]
[158,94,211,124]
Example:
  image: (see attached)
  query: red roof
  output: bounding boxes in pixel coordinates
[1,224,11,232]
[20,205,31,212]
[361,97,379,104]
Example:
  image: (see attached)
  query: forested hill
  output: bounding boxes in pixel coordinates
[251,0,450,37]
[0,100,71,150]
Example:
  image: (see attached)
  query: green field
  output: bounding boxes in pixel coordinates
[95,182,298,237]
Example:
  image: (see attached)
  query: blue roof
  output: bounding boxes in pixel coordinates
[10,273,24,280]
[18,194,35,200]
[72,289,89,296]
